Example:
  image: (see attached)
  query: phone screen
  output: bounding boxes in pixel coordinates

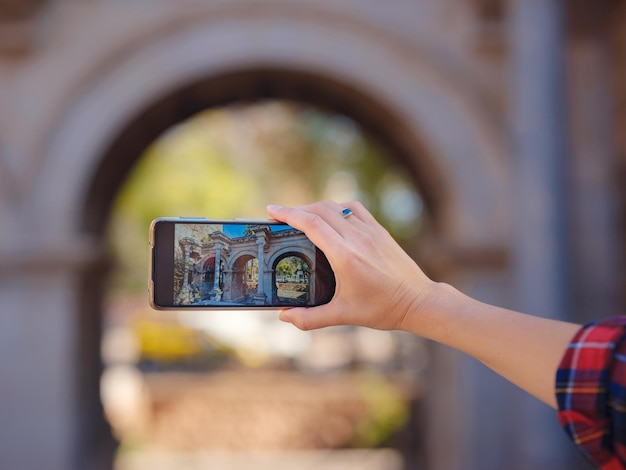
[150,219,336,309]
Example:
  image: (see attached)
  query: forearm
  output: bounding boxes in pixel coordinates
[267,202,582,407]
[402,283,581,408]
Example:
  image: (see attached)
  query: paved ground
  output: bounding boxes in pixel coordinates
[116,448,405,470]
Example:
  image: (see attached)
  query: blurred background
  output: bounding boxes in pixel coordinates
[0,1,624,470]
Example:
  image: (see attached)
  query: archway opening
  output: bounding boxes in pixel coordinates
[92,70,437,469]
[231,255,258,303]
[83,68,441,238]
[273,253,312,306]
[200,256,221,302]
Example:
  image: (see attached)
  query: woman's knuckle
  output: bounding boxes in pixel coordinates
[303,213,324,231]
[351,200,363,210]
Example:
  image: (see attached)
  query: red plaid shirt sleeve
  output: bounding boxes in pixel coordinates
[556,317,626,469]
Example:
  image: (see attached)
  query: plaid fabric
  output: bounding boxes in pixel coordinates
[556,317,626,469]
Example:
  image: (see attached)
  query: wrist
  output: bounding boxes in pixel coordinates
[398,281,461,339]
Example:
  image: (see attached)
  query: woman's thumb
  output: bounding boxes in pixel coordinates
[279,306,335,331]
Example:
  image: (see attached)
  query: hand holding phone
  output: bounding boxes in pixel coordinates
[149,218,335,309]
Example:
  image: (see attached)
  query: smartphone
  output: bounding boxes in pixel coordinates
[149,218,336,309]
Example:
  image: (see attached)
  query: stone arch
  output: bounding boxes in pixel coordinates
[228,254,258,302]
[224,248,259,271]
[198,256,218,298]
[17,7,512,470]
[199,255,216,276]
[267,246,315,273]
[27,8,510,251]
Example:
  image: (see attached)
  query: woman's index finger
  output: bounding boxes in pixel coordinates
[266,204,344,258]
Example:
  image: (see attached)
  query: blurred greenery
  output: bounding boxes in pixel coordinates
[107,100,424,293]
[353,371,410,448]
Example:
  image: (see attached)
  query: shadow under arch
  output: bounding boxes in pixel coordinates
[229,254,257,302]
[200,256,220,297]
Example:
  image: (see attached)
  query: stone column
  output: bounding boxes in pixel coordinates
[509,0,585,468]
[256,239,265,295]
[308,271,316,305]
[254,236,268,305]
[181,243,189,290]
[213,246,221,291]
[0,242,115,470]
[209,245,223,301]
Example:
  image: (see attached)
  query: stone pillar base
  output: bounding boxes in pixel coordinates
[252,293,267,305]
